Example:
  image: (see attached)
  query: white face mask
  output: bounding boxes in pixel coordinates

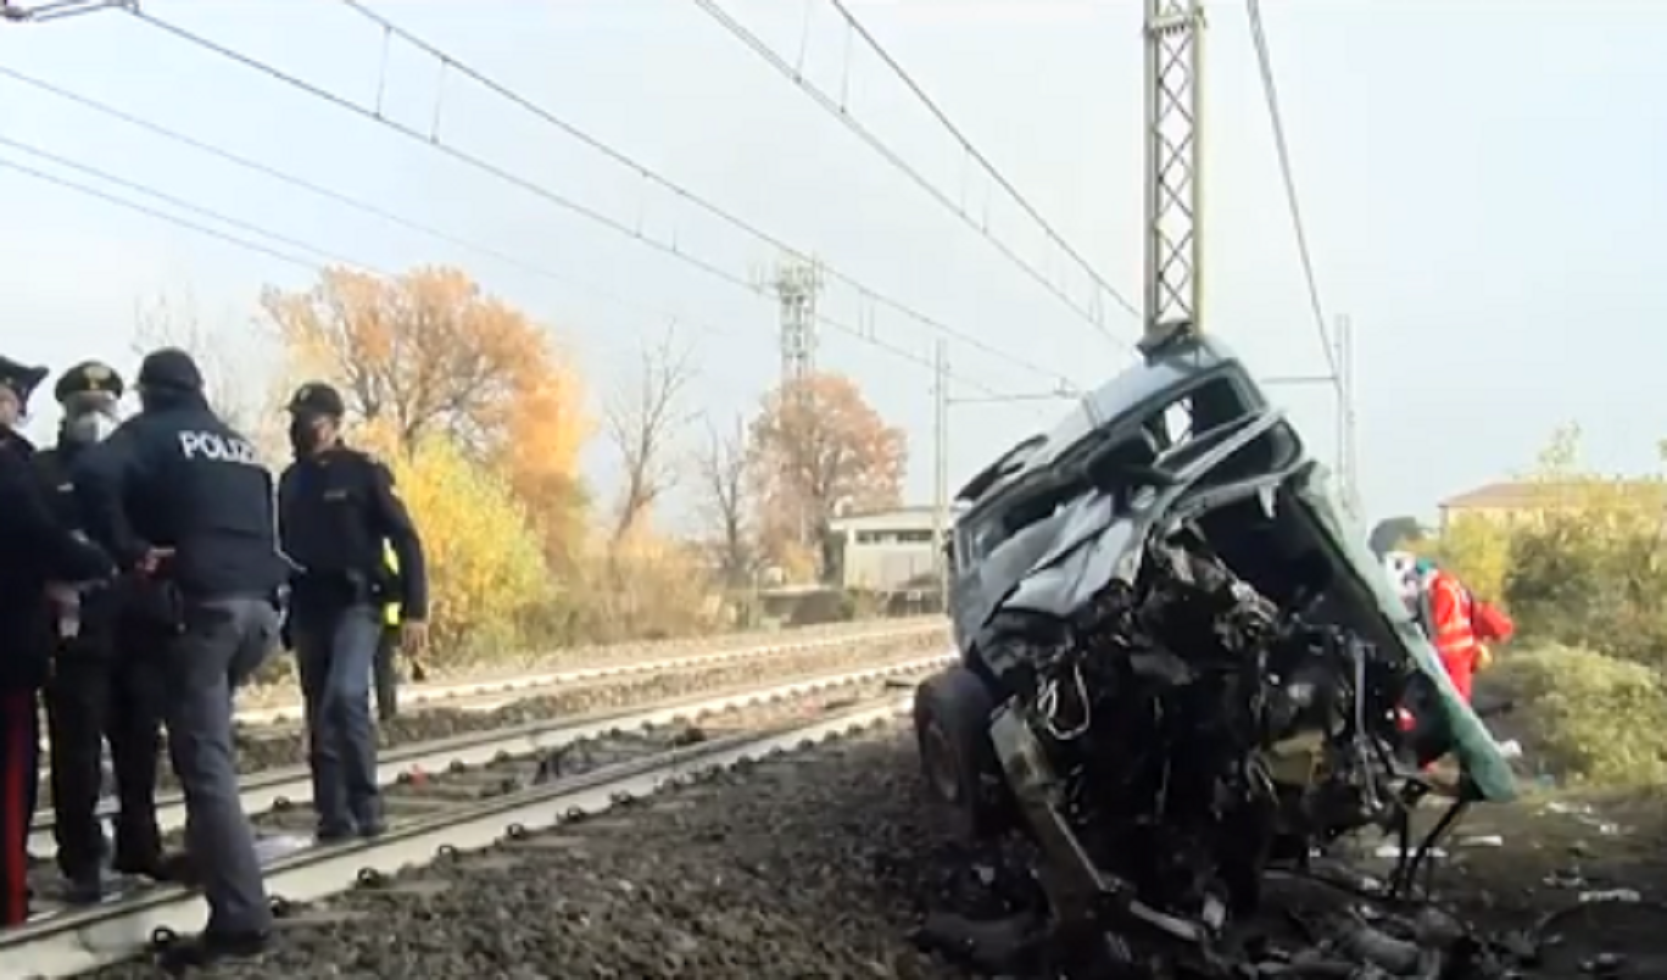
[62,409,119,445]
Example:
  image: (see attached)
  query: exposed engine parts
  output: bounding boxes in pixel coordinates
[912,531,1527,976]
[973,533,1443,972]
[924,340,1519,977]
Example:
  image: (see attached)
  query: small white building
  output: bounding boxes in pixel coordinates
[827,505,943,593]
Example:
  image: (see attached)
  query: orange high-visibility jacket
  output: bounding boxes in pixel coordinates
[1424,570,1483,701]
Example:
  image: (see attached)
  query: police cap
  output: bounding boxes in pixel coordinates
[287,381,346,418]
[54,360,125,405]
[136,347,205,393]
[0,355,49,407]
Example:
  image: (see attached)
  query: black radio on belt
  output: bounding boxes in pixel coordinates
[295,566,392,606]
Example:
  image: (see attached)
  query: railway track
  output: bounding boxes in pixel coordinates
[234,619,940,726]
[33,620,947,797]
[9,656,949,977]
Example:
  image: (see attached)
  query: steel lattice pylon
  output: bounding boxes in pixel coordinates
[773,259,822,387]
[1142,0,1206,350]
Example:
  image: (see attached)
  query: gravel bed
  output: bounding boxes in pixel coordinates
[90,726,963,980]
[235,619,946,711]
[159,675,931,864]
[225,633,943,776]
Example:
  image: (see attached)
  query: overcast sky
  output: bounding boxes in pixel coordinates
[1,0,1659,526]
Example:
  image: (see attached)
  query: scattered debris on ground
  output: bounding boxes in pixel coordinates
[86,726,1667,979]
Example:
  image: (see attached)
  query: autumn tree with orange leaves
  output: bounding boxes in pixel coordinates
[748,372,907,582]
[262,265,589,566]
[261,267,554,448]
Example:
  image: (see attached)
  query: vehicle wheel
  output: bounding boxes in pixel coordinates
[913,666,1007,842]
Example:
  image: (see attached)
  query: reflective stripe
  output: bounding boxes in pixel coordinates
[382,540,401,625]
[1428,574,1476,655]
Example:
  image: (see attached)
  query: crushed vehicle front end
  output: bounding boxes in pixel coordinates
[915,337,1516,977]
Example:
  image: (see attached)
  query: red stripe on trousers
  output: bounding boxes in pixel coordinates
[0,690,29,926]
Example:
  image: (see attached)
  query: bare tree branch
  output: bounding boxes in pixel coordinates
[695,414,754,587]
[131,290,288,459]
[605,324,698,542]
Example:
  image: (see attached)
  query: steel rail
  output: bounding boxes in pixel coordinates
[6,694,915,978]
[28,653,951,853]
[32,620,944,761]
[233,620,941,725]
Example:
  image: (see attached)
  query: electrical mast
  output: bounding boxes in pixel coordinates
[1335,314,1360,516]
[931,340,949,604]
[1142,0,1206,350]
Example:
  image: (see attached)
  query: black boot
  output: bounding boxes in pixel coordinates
[61,869,111,905]
[157,929,272,971]
[114,850,197,885]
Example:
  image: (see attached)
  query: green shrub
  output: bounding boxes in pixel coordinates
[1489,644,1667,786]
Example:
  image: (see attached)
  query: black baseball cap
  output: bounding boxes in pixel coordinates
[136,347,205,393]
[287,381,346,418]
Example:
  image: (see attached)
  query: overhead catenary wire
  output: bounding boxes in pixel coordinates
[107,7,1045,394]
[0,128,1008,395]
[688,0,1139,346]
[0,64,745,356]
[314,0,1080,387]
[0,153,321,271]
[0,134,381,275]
[1245,0,1340,390]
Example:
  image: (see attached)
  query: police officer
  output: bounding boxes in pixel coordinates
[278,382,428,841]
[36,361,174,903]
[0,355,113,926]
[74,348,283,964]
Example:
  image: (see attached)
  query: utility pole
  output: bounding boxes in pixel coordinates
[1335,314,1359,515]
[1142,0,1206,350]
[931,339,950,604]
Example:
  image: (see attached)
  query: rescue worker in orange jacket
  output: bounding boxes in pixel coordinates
[1413,558,1514,702]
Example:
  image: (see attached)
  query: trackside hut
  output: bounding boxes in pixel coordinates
[827,506,943,593]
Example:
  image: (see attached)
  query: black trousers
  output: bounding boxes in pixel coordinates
[44,637,164,880]
[0,687,39,926]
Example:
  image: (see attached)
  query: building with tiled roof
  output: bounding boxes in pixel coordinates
[1437,479,1667,531]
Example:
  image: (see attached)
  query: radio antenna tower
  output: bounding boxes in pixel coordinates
[770,258,823,387]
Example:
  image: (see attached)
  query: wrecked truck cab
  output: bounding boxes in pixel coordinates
[917,335,1515,971]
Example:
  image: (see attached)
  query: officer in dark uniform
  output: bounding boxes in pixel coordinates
[75,348,283,964]
[35,361,172,904]
[0,355,113,926]
[278,382,428,842]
